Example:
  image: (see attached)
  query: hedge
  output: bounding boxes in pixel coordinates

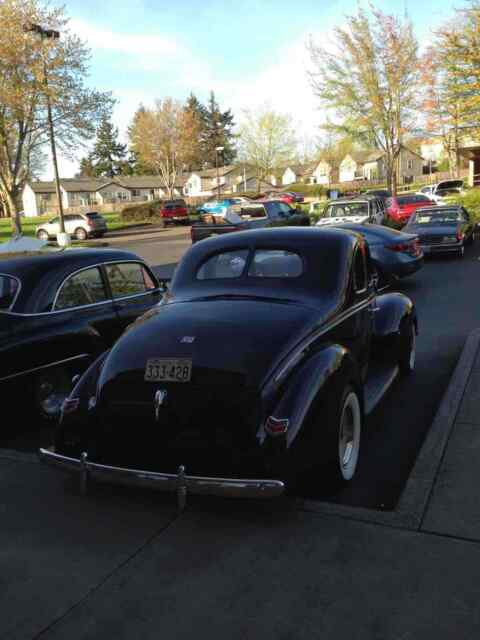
[444,187,480,222]
[120,200,165,223]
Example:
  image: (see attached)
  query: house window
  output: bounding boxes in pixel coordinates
[40,194,51,201]
[407,159,414,170]
[131,189,141,197]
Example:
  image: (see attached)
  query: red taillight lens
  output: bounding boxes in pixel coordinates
[386,242,418,255]
[457,230,464,241]
[61,397,80,415]
[265,416,289,437]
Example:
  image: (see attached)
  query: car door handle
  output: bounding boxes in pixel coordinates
[370,306,380,313]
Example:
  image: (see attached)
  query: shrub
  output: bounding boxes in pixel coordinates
[120,200,165,224]
[445,187,480,222]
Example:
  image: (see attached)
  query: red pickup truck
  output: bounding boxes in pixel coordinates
[160,199,189,225]
[190,200,310,243]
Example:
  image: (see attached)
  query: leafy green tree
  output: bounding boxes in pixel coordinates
[78,155,95,177]
[308,6,420,194]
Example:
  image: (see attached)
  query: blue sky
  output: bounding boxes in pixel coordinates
[52,0,457,177]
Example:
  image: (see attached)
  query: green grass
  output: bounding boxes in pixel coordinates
[0,212,144,243]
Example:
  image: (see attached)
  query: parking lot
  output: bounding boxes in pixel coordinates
[3,233,480,511]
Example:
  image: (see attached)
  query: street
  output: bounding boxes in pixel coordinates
[3,229,480,510]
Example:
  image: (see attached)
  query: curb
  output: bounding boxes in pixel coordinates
[297,328,480,530]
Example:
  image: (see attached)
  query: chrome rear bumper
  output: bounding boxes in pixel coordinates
[38,448,285,508]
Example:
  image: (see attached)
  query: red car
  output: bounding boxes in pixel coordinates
[386,194,434,226]
[160,199,189,225]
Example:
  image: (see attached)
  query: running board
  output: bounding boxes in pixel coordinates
[364,363,399,416]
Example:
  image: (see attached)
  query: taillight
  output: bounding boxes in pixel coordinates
[457,230,464,241]
[264,416,289,437]
[61,397,80,415]
[386,242,418,255]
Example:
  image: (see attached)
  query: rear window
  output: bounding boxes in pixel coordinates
[0,274,20,310]
[85,212,102,219]
[328,202,369,217]
[197,250,249,279]
[248,250,303,278]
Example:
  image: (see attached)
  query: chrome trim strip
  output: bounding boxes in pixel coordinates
[0,353,90,383]
[38,448,285,499]
[274,295,375,383]
[0,272,22,311]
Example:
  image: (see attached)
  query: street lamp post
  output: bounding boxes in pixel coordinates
[24,22,70,246]
[215,146,224,197]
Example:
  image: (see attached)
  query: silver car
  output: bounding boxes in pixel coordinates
[36,212,107,241]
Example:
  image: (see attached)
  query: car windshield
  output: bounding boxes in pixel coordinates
[411,210,462,224]
[329,202,369,217]
[0,274,20,310]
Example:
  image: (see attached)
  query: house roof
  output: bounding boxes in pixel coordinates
[29,181,58,194]
[28,175,187,194]
[284,162,318,177]
[196,165,237,179]
[348,150,384,165]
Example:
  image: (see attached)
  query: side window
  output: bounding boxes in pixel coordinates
[353,249,367,293]
[50,217,59,225]
[106,262,157,298]
[55,267,108,310]
[197,250,249,280]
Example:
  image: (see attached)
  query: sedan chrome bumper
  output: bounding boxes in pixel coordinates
[38,448,285,509]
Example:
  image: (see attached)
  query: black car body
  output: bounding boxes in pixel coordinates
[0,248,163,419]
[404,206,475,256]
[41,228,417,503]
[330,223,423,287]
[190,200,310,243]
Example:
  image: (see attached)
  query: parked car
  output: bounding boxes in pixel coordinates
[0,248,165,420]
[266,192,304,204]
[385,194,434,226]
[417,180,464,204]
[316,195,385,226]
[160,199,188,225]
[365,189,392,198]
[403,205,475,257]
[191,200,310,243]
[330,223,423,288]
[40,227,417,504]
[197,198,249,216]
[36,212,107,241]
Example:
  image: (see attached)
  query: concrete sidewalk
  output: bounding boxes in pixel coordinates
[3,332,480,639]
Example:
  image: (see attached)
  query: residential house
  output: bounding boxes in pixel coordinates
[184,165,244,197]
[22,175,186,217]
[281,162,318,186]
[339,147,424,184]
[310,160,339,185]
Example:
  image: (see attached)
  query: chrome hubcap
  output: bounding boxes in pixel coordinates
[340,406,355,467]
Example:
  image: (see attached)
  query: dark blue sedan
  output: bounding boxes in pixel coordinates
[331,223,424,288]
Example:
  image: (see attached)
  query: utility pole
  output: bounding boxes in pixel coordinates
[215,146,224,198]
[23,23,70,246]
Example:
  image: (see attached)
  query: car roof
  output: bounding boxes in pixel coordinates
[411,205,462,214]
[328,195,377,203]
[172,227,360,309]
[0,248,146,313]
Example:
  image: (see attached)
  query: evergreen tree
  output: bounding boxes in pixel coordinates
[202,91,237,167]
[78,155,96,178]
[183,93,207,169]
[90,115,128,178]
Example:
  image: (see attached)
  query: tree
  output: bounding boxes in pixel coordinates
[87,115,127,178]
[181,94,205,171]
[202,91,237,167]
[237,106,297,189]
[308,6,420,194]
[423,3,480,176]
[128,98,198,198]
[0,0,113,234]
[78,155,95,178]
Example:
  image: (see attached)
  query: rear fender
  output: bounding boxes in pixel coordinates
[373,292,417,354]
[266,344,360,448]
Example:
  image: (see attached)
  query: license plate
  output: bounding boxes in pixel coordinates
[144,358,192,382]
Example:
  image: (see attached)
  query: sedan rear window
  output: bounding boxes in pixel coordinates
[106,262,157,297]
[248,250,303,278]
[0,275,20,310]
[55,267,108,310]
[197,250,249,279]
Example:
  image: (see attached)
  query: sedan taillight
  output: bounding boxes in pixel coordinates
[386,241,419,255]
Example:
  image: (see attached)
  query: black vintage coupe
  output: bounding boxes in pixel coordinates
[40,228,417,503]
[0,248,163,420]
[404,205,476,256]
